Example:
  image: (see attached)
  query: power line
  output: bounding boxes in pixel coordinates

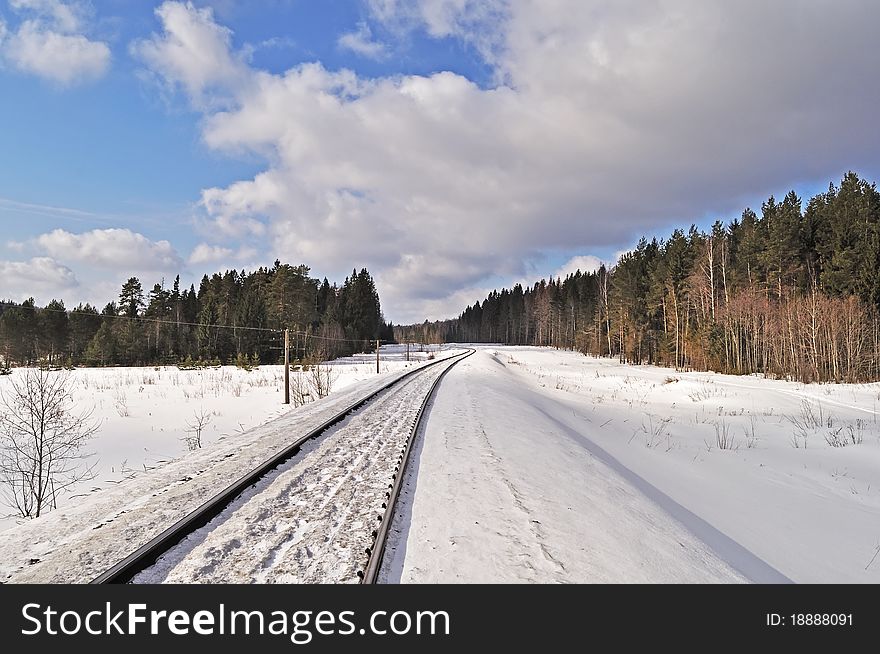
[0,301,394,345]
[299,332,393,345]
[0,301,280,334]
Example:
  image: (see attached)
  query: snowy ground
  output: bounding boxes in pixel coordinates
[0,344,443,533]
[383,346,880,584]
[5,343,878,584]
[0,345,456,582]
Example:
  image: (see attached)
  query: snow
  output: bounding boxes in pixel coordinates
[134,361,454,584]
[0,345,454,583]
[4,343,878,584]
[383,347,880,583]
[0,345,444,534]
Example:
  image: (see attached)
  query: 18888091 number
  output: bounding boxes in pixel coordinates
[767,613,853,627]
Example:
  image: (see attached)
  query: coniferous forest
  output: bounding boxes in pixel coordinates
[397,172,880,383]
[0,262,394,368]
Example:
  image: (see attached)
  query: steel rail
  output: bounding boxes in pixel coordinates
[360,349,475,583]
[91,348,471,584]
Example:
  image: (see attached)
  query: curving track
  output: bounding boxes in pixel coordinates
[92,349,473,584]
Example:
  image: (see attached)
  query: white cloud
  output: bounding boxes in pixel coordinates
[4,21,110,85]
[255,36,297,51]
[338,22,388,60]
[1,0,110,86]
[553,256,603,280]
[188,243,232,265]
[134,1,880,323]
[0,257,79,301]
[9,0,83,32]
[395,283,499,322]
[188,242,261,266]
[366,0,506,63]
[130,1,250,106]
[34,228,184,271]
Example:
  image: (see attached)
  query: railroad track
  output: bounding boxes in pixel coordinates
[360,347,474,583]
[91,348,474,584]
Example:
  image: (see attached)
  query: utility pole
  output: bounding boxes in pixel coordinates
[376,339,380,374]
[284,328,290,405]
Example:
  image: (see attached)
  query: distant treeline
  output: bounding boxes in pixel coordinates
[397,172,880,383]
[1,262,395,367]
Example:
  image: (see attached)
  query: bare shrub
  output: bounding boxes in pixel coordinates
[183,408,212,451]
[789,398,824,430]
[0,368,100,518]
[289,370,312,407]
[786,399,824,448]
[714,419,738,450]
[825,427,847,448]
[825,422,864,448]
[632,414,672,449]
[114,388,130,417]
[688,383,724,402]
[743,415,759,448]
[308,364,339,400]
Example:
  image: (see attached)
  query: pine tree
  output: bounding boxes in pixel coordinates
[119,278,145,318]
[69,304,101,362]
[40,300,70,366]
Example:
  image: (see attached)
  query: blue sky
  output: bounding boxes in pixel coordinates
[1,1,879,322]
[0,1,491,255]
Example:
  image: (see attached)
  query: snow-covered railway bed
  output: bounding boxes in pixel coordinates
[0,350,465,584]
[128,355,463,584]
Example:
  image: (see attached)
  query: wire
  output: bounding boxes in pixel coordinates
[0,301,280,334]
[0,301,394,345]
[299,332,392,345]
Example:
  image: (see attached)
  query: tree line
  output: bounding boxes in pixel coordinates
[1,261,394,368]
[397,172,880,383]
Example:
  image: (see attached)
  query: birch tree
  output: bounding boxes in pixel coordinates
[0,368,99,518]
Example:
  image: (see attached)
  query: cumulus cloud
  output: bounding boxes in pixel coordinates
[188,243,233,265]
[3,22,110,85]
[553,256,604,280]
[130,1,251,106]
[34,228,184,271]
[9,0,83,32]
[1,0,110,86]
[0,257,79,301]
[338,22,388,60]
[188,242,261,267]
[134,1,880,323]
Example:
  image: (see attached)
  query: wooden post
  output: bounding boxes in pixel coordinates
[406,341,410,362]
[376,339,380,374]
[284,328,290,405]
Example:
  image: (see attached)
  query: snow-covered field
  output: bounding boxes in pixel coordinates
[0,344,444,533]
[0,345,459,583]
[386,346,880,583]
[4,343,878,584]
